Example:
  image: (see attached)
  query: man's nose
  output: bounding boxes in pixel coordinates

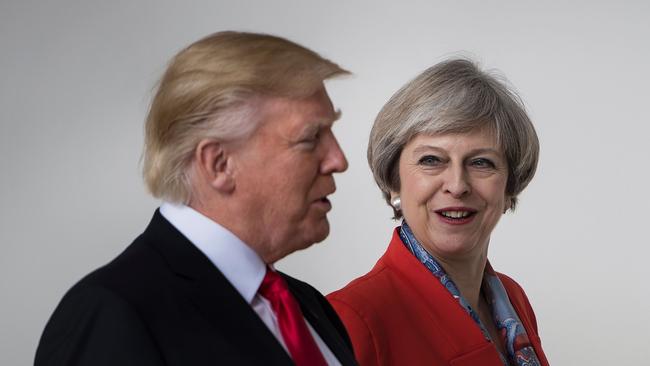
[321,132,348,174]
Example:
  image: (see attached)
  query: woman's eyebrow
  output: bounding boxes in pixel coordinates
[411,145,446,155]
[467,148,501,156]
[410,146,502,157]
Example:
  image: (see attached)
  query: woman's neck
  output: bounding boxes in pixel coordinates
[436,250,488,312]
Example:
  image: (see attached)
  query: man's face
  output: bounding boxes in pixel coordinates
[231,87,348,263]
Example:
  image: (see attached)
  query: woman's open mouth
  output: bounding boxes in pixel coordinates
[434,208,477,224]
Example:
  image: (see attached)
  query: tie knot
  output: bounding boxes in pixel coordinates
[259,267,289,299]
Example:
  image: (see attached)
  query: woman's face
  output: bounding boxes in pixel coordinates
[395,129,509,261]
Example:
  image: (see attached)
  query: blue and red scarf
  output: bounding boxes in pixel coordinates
[399,221,541,366]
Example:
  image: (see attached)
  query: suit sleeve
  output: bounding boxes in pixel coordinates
[328,297,380,366]
[35,285,165,366]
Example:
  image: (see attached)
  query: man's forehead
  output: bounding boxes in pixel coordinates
[259,92,338,127]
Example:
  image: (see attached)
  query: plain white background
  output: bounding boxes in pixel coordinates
[2,1,649,365]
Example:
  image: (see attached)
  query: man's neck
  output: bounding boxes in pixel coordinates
[188,199,277,263]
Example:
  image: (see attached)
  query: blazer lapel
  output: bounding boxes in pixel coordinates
[143,210,294,366]
[284,274,358,366]
[383,229,503,365]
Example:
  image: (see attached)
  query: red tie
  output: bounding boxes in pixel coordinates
[258,267,328,366]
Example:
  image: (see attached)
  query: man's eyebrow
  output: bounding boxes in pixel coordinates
[332,109,342,123]
[312,109,342,129]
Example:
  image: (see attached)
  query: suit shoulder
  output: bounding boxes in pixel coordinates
[282,273,354,341]
[56,234,174,326]
[81,235,167,292]
[282,273,330,311]
[281,272,321,295]
[35,283,164,365]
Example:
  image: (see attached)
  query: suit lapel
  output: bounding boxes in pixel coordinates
[284,274,358,366]
[143,211,294,366]
[183,275,294,365]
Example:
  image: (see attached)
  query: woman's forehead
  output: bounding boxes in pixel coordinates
[405,126,501,151]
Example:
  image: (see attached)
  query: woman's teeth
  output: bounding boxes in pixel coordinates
[441,211,471,219]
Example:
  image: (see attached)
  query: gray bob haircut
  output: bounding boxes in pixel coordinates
[143,31,349,204]
[368,58,539,217]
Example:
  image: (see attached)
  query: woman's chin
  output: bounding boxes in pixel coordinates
[421,233,486,259]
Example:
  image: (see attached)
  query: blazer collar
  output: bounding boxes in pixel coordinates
[381,228,494,355]
[159,202,266,304]
[284,274,358,366]
[142,210,356,366]
[142,210,295,366]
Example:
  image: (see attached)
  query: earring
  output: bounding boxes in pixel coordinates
[391,196,401,211]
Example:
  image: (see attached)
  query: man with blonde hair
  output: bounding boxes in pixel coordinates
[35,31,356,366]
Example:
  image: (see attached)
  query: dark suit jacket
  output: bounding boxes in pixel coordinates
[328,229,549,366]
[35,210,357,366]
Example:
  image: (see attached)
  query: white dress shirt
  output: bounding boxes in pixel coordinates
[160,203,341,366]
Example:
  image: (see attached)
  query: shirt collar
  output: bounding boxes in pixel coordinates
[159,202,266,304]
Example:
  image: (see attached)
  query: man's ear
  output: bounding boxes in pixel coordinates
[195,139,235,193]
[503,195,512,214]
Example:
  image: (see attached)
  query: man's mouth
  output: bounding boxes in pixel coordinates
[311,195,332,212]
[315,188,335,205]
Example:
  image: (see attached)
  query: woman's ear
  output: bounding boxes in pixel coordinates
[195,139,235,193]
[390,191,401,211]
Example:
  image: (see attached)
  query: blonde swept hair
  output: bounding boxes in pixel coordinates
[368,58,539,217]
[143,31,349,203]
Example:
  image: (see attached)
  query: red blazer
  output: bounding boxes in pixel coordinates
[328,229,549,366]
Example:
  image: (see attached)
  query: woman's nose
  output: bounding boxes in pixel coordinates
[442,165,471,198]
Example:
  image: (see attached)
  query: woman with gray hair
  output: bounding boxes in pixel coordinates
[328,59,549,365]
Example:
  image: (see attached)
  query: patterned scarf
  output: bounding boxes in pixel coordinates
[399,221,541,366]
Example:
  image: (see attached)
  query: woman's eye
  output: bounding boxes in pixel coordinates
[471,158,495,168]
[418,155,441,166]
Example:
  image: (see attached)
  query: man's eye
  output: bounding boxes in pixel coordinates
[301,131,321,143]
[298,133,321,150]
[418,155,441,166]
[471,158,495,168]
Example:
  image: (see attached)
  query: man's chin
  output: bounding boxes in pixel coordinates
[313,219,331,242]
[299,220,330,247]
